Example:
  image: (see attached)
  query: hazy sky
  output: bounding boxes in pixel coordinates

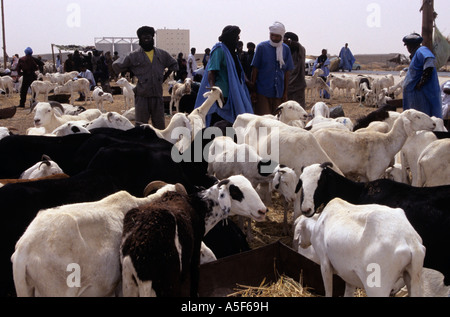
[2,0,449,58]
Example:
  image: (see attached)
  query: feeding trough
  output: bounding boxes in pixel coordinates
[196,242,346,297]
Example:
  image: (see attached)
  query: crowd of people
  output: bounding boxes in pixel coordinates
[6,22,449,127]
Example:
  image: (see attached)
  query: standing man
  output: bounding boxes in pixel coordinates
[113,26,178,128]
[251,21,294,115]
[339,43,355,72]
[16,47,38,108]
[402,33,442,118]
[284,32,306,107]
[194,25,253,127]
[187,47,197,79]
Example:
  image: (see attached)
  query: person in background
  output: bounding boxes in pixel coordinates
[202,48,211,68]
[251,21,294,115]
[194,25,253,127]
[187,47,197,79]
[113,26,178,128]
[313,49,331,99]
[16,47,38,108]
[10,54,19,81]
[241,42,255,82]
[284,32,306,107]
[64,53,74,73]
[339,43,355,72]
[76,63,96,101]
[442,80,450,119]
[402,33,442,118]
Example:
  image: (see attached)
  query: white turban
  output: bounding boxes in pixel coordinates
[269,22,286,68]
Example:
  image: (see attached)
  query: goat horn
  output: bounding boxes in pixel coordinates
[28,101,39,114]
[143,180,169,197]
[174,183,188,195]
[107,112,114,122]
[273,106,283,116]
[48,101,65,114]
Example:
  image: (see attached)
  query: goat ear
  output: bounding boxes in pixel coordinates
[320,162,333,169]
[401,115,414,136]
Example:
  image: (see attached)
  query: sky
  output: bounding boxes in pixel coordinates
[2,0,449,58]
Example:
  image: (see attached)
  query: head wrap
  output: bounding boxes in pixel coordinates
[24,47,33,56]
[219,25,241,44]
[269,22,286,68]
[284,32,299,42]
[403,33,423,46]
[136,26,155,39]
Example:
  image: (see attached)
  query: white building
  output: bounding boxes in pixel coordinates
[156,28,190,58]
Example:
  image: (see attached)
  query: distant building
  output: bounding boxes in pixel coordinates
[156,28,190,58]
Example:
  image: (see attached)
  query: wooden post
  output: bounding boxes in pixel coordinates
[1,0,7,69]
[421,0,435,52]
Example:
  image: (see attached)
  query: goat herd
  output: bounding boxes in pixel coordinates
[0,71,449,298]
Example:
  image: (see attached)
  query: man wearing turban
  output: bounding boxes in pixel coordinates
[402,33,442,118]
[16,47,38,108]
[113,26,178,128]
[251,22,294,115]
[194,25,253,127]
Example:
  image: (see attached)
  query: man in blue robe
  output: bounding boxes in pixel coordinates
[194,25,253,127]
[402,33,442,118]
[339,43,355,72]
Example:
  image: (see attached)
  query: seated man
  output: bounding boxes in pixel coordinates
[77,63,96,101]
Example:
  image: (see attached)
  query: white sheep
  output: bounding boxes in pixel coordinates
[30,102,102,134]
[11,181,183,297]
[297,198,425,297]
[233,113,343,219]
[305,69,331,101]
[327,74,357,101]
[400,117,447,185]
[19,155,64,179]
[169,78,192,115]
[54,78,91,105]
[116,78,135,110]
[312,109,436,182]
[271,100,309,127]
[175,86,224,152]
[0,75,15,96]
[51,121,91,136]
[415,138,450,187]
[92,86,114,112]
[30,80,58,103]
[85,112,134,131]
[146,112,192,146]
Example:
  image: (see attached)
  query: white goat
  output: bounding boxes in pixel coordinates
[297,198,425,297]
[305,69,331,101]
[312,109,436,182]
[0,75,15,96]
[19,155,64,179]
[54,78,91,105]
[31,102,102,134]
[116,78,135,110]
[85,112,134,131]
[30,81,58,103]
[11,181,183,297]
[416,138,450,187]
[169,78,192,115]
[92,86,114,112]
[327,74,357,101]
